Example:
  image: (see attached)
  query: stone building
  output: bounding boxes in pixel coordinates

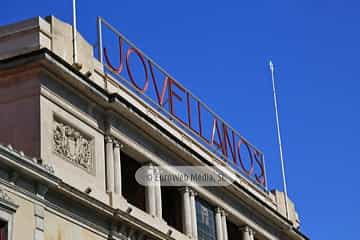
[0,16,308,240]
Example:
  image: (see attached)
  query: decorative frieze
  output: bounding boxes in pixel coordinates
[53,119,94,173]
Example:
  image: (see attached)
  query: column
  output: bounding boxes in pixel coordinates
[154,166,162,218]
[145,163,156,216]
[249,228,255,240]
[105,136,114,193]
[215,208,223,240]
[181,187,192,237]
[240,226,254,240]
[113,140,122,195]
[221,210,228,240]
[190,189,198,240]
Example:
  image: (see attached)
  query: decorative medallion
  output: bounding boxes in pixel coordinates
[53,119,94,173]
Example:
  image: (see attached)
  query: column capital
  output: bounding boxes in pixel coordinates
[153,165,161,172]
[145,161,155,167]
[179,186,190,194]
[215,207,223,214]
[105,135,113,143]
[221,209,227,217]
[239,225,255,235]
[189,188,197,197]
[113,139,124,148]
[239,225,249,232]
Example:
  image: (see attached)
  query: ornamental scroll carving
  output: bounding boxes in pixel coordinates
[53,119,94,173]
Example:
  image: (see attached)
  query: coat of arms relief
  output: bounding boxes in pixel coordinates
[53,119,94,173]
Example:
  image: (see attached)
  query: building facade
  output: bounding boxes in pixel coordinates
[0,16,308,240]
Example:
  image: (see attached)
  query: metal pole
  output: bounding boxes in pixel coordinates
[97,17,103,64]
[72,0,78,64]
[269,60,289,219]
[262,155,268,188]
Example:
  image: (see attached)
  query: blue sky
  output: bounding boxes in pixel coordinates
[2,0,359,239]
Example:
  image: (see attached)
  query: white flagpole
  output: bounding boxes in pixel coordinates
[269,60,289,219]
[72,0,78,65]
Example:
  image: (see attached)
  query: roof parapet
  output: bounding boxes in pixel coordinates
[271,190,300,229]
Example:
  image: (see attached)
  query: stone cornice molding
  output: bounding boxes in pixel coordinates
[0,144,58,185]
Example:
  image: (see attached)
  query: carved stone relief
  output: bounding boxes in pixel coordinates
[0,188,14,204]
[53,118,94,173]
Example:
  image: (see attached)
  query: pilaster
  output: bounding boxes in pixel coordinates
[105,136,114,193]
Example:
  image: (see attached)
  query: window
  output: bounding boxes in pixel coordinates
[0,188,18,240]
[227,219,239,240]
[121,153,146,211]
[0,221,7,240]
[196,199,216,240]
[162,186,183,232]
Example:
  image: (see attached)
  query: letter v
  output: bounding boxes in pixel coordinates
[149,61,170,107]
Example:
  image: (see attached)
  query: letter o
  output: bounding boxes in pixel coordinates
[237,139,255,176]
[126,47,149,93]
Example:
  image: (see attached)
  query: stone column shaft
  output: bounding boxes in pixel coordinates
[221,211,228,240]
[215,208,223,240]
[145,164,156,216]
[181,187,192,237]
[190,190,198,240]
[250,228,255,240]
[113,141,122,195]
[154,166,162,218]
[105,136,114,193]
